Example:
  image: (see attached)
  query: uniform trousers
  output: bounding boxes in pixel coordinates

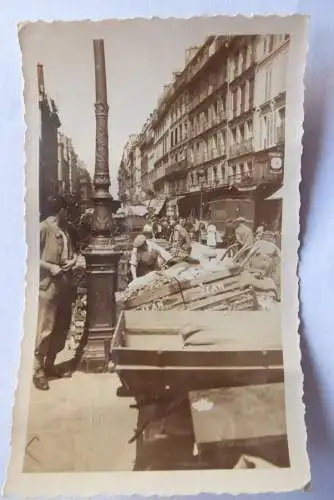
[34,274,74,372]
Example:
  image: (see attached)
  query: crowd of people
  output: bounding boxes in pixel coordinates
[127,213,278,285]
[140,213,261,250]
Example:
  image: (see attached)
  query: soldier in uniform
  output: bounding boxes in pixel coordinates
[34,196,77,391]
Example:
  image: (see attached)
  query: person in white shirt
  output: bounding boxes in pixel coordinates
[206,222,218,249]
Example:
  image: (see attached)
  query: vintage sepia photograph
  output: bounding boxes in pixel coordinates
[6,16,309,497]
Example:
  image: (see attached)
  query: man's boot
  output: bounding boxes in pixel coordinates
[33,350,49,391]
[45,353,72,379]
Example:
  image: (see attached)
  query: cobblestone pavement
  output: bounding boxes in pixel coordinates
[23,364,137,473]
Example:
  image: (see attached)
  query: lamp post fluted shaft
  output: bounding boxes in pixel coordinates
[80,39,121,372]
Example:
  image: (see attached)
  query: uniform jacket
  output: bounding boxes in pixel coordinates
[39,217,73,291]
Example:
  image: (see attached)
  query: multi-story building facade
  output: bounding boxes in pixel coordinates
[118,34,289,223]
[149,36,232,218]
[57,133,83,198]
[138,116,155,196]
[77,162,93,213]
[133,143,142,203]
[38,64,61,218]
[38,64,89,218]
[226,35,257,188]
[184,36,230,216]
[117,134,137,204]
[253,34,288,178]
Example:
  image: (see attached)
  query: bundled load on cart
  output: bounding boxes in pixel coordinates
[116,237,281,312]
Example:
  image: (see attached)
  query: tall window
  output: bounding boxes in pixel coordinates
[262,116,267,148]
[247,120,253,139]
[244,81,249,111]
[278,107,286,130]
[242,46,247,72]
[231,128,237,145]
[240,163,245,180]
[221,165,225,182]
[240,83,246,114]
[265,68,272,101]
[269,35,274,53]
[220,96,226,116]
[232,89,238,117]
[203,141,208,161]
[234,54,238,79]
[213,166,217,183]
[246,44,253,67]
[247,161,253,177]
[268,114,274,146]
[248,79,254,108]
[196,143,200,163]
[239,124,245,143]
[204,109,208,128]
[212,134,218,157]
[214,100,219,119]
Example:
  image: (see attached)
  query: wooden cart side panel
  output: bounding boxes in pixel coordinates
[122,310,282,342]
[115,365,285,397]
[110,346,284,368]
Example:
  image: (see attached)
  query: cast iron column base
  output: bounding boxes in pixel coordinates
[78,237,121,373]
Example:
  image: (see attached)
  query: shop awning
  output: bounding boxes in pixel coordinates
[145,197,166,215]
[266,186,283,200]
[168,195,185,207]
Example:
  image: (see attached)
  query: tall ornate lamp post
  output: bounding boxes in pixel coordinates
[81,39,121,372]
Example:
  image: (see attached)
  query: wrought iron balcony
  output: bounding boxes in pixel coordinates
[165,159,187,178]
[228,168,283,187]
[187,78,227,113]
